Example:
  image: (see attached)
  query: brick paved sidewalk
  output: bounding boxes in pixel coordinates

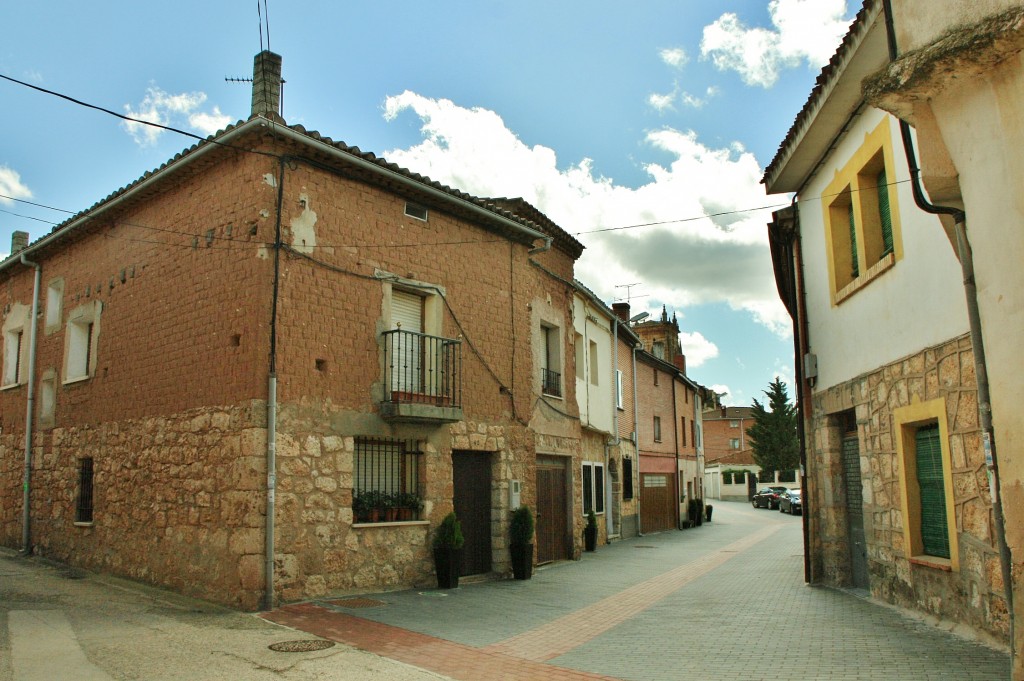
[263,502,1010,681]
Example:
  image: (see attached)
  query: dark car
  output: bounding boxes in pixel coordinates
[779,489,803,515]
[752,486,788,509]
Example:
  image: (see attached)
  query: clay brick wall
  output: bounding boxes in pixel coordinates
[635,356,677,458]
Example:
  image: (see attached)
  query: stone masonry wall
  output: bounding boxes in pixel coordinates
[807,333,1006,641]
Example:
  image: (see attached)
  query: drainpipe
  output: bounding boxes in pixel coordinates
[671,375,680,529]
[605,315,620,539]
[19,253,41,555]
[880,0,1013,658]
[632,344,641,535]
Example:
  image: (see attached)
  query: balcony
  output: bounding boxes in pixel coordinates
[381,329,463,423]
[541,368,562,398]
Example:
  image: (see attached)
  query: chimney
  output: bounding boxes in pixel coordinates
[673,354,686,375]
[612,302,630,322]
[11,231,29,254]
[251,51,283,117]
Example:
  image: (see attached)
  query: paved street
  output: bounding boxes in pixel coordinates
[2,501,1010,680]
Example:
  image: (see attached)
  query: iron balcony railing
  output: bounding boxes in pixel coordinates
[541,368,562,397]
[383,329,462,408]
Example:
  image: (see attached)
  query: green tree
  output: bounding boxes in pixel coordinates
[746,377,799,476]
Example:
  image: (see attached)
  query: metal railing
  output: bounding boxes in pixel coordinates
[541,368,562,397]
[382,329,462,408]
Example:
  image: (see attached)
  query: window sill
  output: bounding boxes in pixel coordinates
[833,252,895,305]
[541,392,564,401]
[353,520,429,529]
[74,521,94,528]
[63,374,91,386]
[0,382,23,392]
[908,555,953,572]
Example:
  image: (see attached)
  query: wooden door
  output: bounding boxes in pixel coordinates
[640,473,676,533]
[536,458,569,563]
[452,451,492,576]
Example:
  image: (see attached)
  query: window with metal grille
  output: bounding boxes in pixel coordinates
[582,461,604,515]
[76,458,94,523]
[916,424,950,558]
[353,438,422,523]
[622,457,634,500]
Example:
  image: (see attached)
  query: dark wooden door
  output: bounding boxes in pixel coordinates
[452,451,492,576]
[640,473,677,533]
[842,432,869,589]
[536,458,568,563]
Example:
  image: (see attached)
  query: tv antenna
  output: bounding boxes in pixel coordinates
[614,283,647,303]
[224,1,285,116]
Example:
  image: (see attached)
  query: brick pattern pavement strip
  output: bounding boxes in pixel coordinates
[263,502,1010,681]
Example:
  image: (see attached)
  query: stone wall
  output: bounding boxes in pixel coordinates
[807,333,1007,641]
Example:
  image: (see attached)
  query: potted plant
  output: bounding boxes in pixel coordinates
[396,492,422,521]
[704,503,713,522]
[584,510,598,552]
[353,492,371,523]
[432,512,464,589]
[509,505,534,580]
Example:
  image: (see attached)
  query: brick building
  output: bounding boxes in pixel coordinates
[0,52,585,610]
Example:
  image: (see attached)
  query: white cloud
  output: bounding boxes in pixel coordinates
[659,47,689,69]
[680,331,718,368]
[0,165,32,204]
[701,0,852,88]
[680,86,720,109]
[709,384,732,401]
[381,92,791,341]
[123,86,232,146]
[648,90,677,113]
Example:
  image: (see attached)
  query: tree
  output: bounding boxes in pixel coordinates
[746,377,799,475]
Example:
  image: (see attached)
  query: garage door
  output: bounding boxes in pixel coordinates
[640,473,676,533]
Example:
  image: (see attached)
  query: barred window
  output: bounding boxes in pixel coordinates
[76,458,94,523]
[353,438,422,523]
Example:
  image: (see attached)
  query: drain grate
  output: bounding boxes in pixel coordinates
[633,545,657,549]
[326,597,387,609]
[269,639,336,653]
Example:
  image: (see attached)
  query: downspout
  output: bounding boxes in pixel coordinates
[264,155,286,611]
[671,375,680,530]
[605,315,620,539]
[880,0,1013,655]
[632,344,641,535]
[528,236,553,255]
[19,253,41,555]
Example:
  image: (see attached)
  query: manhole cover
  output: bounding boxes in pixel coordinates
[269,639,336,653]
[326,597,386,608]
[633,545,657,549]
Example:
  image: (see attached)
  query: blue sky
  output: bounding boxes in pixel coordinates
[0,1,855,406]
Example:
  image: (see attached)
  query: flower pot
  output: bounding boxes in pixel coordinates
[509,543,533,580]
[433,547,462,589]
[584,524,598,552]
[704,505,713,522]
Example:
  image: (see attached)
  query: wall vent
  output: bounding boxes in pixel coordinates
[405,202,428,221]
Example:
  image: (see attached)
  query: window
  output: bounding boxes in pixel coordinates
[383,280,457,406]
[822,118,903,304]
[45,278,64,334]
[652,341,665,359]
[63,301,101,384]
[574,333,585,380]
[730,420,739,428]
[76,458,94,523]
[588,341,599,386]
[692,422,698,449]
[541,324,562,397]
[615,370,623,410]
[622,457,634,500]
[729,438,740,450]
[895,399,958,568]
[404,201,428,221]
[653,416,662,442]
[39,369,56,427]
[653,368,659,386]
[2,302,30,388]
[582,461,605,515]
[681,417,687,446]
[353,438,422,523]
[390,289,425,393]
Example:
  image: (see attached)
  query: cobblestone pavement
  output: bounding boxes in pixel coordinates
[265,501,1010,681]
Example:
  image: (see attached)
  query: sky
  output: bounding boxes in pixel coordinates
[0,1,856,407]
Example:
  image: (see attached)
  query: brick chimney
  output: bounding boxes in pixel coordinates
[673,354,686,375]
[612,302,631,322]
[11,231,29,254]
[251,51,282,117]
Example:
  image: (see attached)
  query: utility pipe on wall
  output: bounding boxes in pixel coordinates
[19,254,41,555]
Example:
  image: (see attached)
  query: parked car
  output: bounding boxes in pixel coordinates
[752,486,788,509]
[779,489,802,515]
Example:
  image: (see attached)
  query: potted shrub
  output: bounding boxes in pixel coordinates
[432,512,464,589]
[584,510,598,552]
[509,505,534,580]
[353,492,371,523]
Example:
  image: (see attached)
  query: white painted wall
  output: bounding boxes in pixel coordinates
[797,110,970,391]
[573,293,615,434]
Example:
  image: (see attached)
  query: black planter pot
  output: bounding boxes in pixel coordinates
[509,543,533,580]
[584,525,598,552]
[705,505,713,522]
[433,547,462,589]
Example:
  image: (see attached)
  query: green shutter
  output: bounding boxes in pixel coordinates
[915,425,950,559]
[877,169,894,255]
[848,203,859,278]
